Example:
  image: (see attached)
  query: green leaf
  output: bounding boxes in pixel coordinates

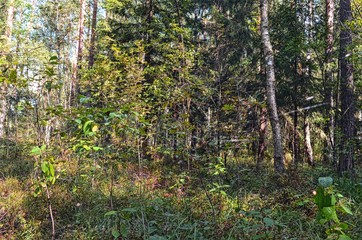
[49,163,55,177]
[314,187,325,209]
[122,207,138,213]
[17,102,24,111]
[111,228,120,238]
[322,206,339,223]
[49,56,58,64]
[30,146,41,156]
[45,81,52,91]
[79,96,90,103]
[83,145,90,151]
[340,203,353,215]
[34,186,41,196]
[41,162,49,174]
[120,224,128,238]
[9,69,17,83]
[337,193,344,198]
[104,210,117,216]
[45,67,54,77]
[319,218,328,224]
[338,235,352,240]
[263,217,275,227]
[83,120,94,134]
[339,222,349,230]
[92,146,103,151]
[222,104,235,111]
[51,176,56,184]
[296,199,310,206]
[331,194,337,206]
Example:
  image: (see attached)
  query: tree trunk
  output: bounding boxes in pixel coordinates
[324,0,335,163]
[0,0,15,138]
[144,0,154,81]
[5,0,14,39]
[71,0,86,106]
[304,116,314,166]
[0,85,7,138]
[260,0,285,173]
[292,60,302,165]
[292,103,301,165]
[88,0,98,69]
[257,107,268,169]
[338,0,355,174]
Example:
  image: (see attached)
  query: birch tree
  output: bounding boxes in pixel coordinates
[70,0,86,106]
[0,0,15,138]
[260,0,285,173]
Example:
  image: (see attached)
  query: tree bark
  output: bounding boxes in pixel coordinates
[5,0,14,39]
[260,0,285,173]
[292,102,301,165]
[0,0,15,138]
[0,83,7,138]
[304,116,314,166]
[324,0,335,163]
[338,0,355,174]
[292,61,302,165]
[257,107,268,169]
[88,0,98,69]
[71,0,86,106]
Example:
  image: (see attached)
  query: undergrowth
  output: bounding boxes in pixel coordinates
[0,147,361,239]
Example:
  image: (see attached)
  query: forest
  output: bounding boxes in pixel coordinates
[0,0,362,239]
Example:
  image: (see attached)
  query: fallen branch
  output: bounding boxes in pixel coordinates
[284,103,328,115]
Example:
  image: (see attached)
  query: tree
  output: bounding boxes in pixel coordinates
[260,0,285,173]
[324,0,335,162]
[257,106,268,169]
[0,0,15,138]
[71,0,86,105]
[88,0,98,69]
[338,0,355,174]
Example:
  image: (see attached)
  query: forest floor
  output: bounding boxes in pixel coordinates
[0,143,361,239]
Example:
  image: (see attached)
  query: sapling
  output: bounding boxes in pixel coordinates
[31,145,57,240]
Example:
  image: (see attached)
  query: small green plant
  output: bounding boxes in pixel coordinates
[31,145,57,196]
[31,145,58,240]
[208,157,227,176]
[207,157,230,196]
[314,177,353,239]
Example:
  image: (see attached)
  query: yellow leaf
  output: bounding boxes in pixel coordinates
[92,125,99,132]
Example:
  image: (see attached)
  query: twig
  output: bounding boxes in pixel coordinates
[46,185,55,240]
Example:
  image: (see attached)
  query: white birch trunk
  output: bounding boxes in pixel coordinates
[260,0,285,172]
